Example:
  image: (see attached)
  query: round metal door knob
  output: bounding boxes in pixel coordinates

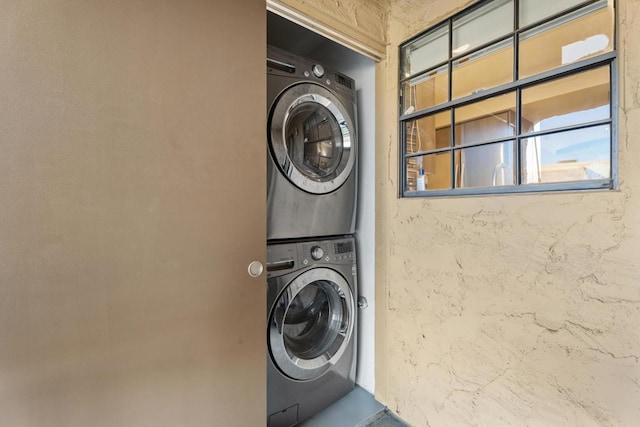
[247,261,264,278]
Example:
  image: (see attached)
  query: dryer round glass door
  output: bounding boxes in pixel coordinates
[269,83,356,195]
[269,267,355,380]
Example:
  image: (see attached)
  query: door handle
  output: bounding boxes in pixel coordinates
[247,261,264,278]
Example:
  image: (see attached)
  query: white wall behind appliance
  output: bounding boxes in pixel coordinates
[311,44,376,394]
[267,12,376,394]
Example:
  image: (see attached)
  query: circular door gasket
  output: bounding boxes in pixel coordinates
[268,267,355,380]
[269,83,356,195]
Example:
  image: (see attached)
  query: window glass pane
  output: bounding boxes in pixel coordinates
[406,152,452,192]
[455,141,515,188]
[401,25,448,77]
[405,112,451,154]
[520,0,590,27]
[452,39,513,99]
[521,66,610,134]
[402,65,448,113]
[454,92,516,146]
[521,125,610,184]
[452,0,513,54]
[519,1,614,78]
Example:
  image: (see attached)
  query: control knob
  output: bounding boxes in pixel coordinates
[310,246,324,261]
[312,64,325,78]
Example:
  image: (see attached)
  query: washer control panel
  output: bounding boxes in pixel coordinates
[298,237,355,266]
[267,237,356,277]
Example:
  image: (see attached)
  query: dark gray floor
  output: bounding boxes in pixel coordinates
[298,386,383,427]
[362,410,410,427]
[298,386,409,427]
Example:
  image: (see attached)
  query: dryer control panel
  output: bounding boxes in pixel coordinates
[267,45,356,99]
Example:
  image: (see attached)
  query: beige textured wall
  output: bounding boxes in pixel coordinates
[375,0,640,425]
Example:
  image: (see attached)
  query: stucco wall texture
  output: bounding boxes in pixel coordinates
[298,0,388,42]
[272,0,388,55]
[375,0,640,426]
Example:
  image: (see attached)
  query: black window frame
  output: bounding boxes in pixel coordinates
[398,0,618,198]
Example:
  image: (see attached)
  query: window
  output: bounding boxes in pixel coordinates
[399,0,616,197]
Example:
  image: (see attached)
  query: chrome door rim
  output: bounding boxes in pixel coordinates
[269,267,355,380]
[269,83,356,195]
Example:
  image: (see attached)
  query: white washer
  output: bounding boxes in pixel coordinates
[266,236,357,427]
[267,45,358,241]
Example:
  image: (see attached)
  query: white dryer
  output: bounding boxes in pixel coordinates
[267,45,358,241]
[266,236,357,427]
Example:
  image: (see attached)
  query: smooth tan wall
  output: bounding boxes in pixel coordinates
[376,0,640,425]
[0,1,266,426]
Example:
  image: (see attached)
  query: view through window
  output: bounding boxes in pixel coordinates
[399,0,616,197]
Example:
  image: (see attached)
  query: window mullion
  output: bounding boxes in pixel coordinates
[448,17,454,189]
[515,88,522,186]
[450,108,456,189]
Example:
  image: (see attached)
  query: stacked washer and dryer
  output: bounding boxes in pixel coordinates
[266,45,360,427]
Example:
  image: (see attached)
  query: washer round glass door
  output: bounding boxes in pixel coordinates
[269,83,356,195]
[269,267,355,380]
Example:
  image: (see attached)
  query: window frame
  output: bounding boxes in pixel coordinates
[398,0,618,198]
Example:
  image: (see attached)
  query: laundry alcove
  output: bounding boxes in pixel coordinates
[266,6,377,408]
